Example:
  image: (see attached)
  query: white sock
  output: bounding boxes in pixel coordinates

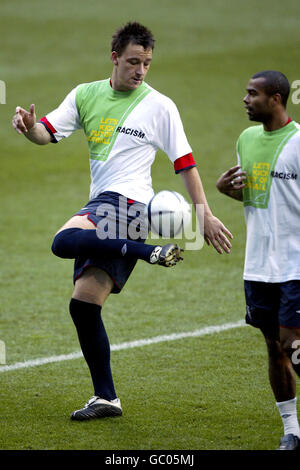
[276,397,300,437]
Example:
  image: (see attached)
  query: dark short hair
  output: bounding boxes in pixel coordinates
[111,22,155,56]
[252,70,290,107]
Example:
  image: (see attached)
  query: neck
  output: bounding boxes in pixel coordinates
[263,110,289,132]
[110,71,120,91]
[110,69,130,92]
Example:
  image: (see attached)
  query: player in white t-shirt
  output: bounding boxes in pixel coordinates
[12,22,232,421]
[217,70,300,450]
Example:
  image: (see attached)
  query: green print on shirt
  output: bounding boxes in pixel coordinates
[237,121,298,208]
[75,79,151,161]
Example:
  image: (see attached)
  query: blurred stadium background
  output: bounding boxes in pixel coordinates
[0,0,300,450]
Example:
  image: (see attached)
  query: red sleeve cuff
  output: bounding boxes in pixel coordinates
[40,116,58,137]
[174,153,196,174]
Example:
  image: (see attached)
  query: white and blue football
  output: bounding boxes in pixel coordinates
[146,190,191,237]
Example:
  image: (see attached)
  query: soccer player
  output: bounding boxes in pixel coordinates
[12,22,232,421]
[217,70,300,450]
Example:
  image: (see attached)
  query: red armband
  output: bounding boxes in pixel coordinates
[174,153,196,174]
[40,117,57,134]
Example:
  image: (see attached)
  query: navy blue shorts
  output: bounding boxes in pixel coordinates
[244,280,300,330]
[73,191,146,294]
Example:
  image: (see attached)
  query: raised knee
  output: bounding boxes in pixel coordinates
[51,231,64,257]
[51,228,78,258]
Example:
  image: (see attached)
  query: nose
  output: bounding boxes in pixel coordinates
[243,94,249,104]
[136,63,144,76]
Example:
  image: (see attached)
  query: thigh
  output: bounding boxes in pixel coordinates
[244,280,280,335]
[72,266,114,306]
[71,192,145,294]
[55,215,96,235]
[279,281,300,328]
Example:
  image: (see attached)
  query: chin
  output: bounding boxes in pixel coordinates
[248,113,262,123]
[123,83,138,91]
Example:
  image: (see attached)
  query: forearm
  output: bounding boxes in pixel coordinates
[180,166,233,253]
[24,123,51,145]
[180,167,213,216]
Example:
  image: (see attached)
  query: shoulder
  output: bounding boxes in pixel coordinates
[75,79,108,100]
[286,121,300,146]
[238,124,263,141]
[236,125,263,154]
[144,83,179,113]
[291,121,300,135]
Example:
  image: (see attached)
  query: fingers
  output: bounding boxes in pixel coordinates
[217,229,232,252]
[217,165,247,193]
[221,225,233,240]
[12,104,36,134]
[204,217,233,254]
[230,177,246,190]
[206,235,227,255]
[211,229,232,254]
[226,165,243,176]
[29,103,35,115]
[15,105,28,116]
[230,168,247,181]
[12,107,27,134]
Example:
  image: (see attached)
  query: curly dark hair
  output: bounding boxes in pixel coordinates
[111,22,155,56]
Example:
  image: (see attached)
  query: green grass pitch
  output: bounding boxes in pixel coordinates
[1,0,300,450]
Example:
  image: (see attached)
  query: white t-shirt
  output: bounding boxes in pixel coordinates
[237,121,300,282]
[41,79,194,203]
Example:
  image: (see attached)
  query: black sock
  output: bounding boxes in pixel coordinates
[69,298,117,401]
[52,227,155,262]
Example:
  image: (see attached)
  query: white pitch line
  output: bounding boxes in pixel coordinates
[0,320,246,373]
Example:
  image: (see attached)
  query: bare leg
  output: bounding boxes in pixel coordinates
[73,266,114,306]
[55,214,96,234]
[280,328,300,378]
[261,329,296,402]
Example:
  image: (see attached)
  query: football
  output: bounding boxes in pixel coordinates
[146,190,192,237]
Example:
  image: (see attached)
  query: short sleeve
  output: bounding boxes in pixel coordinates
[153,99,192,163]
[40,87,82,142]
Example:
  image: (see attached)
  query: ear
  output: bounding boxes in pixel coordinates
[111,51,119,66]
[271,93,282,107]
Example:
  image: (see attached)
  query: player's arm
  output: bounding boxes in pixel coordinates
[216,165,246,202]
[12,104,51,145]
[180,166,233,254]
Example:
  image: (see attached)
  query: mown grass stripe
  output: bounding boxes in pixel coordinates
[0,320,246,373]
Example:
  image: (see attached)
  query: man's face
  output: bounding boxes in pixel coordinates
[111,42,153,91]
[243,78,273,122]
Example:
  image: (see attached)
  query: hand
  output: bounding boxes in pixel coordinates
[12,104,36,135]
[204,214,233,254]
[216,165,246,194]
